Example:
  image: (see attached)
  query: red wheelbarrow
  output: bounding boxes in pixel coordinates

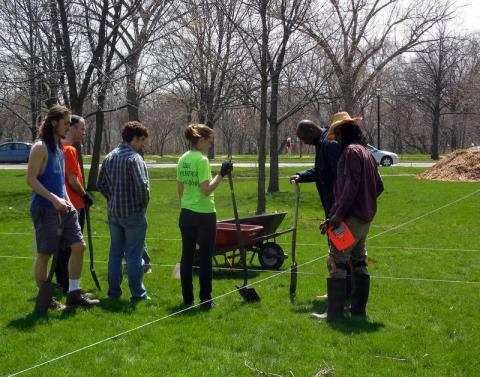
[212,212,293,270]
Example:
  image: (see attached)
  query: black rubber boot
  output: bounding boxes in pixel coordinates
[351,274,370,316]
[327,278,346,319]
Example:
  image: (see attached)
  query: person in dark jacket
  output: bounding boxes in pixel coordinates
[290,120,354,306]
[290,120,340,217]
[313,112,384,320]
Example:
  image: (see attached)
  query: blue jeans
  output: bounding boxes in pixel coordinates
[142,243,151,265]
[108,212,147,299]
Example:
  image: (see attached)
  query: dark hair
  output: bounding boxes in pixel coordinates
[296,120,321,136]
[184,124,213,144]
[70,115,83,128]
[122,121,149,143]
[339,123,367,151]
[37,105,71,153]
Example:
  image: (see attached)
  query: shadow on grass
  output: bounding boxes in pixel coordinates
[166,303,202,316]
[328,317,384,334]
[99,297,136,313]
[291,298,328,314]
[7,306,77,331]
[209,268,261,281]
[291,298,384,333]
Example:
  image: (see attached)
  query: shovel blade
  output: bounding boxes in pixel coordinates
[34,281,55,315]
[289,263,298,296]
[236,285,261,302]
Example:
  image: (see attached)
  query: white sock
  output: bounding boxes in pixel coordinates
[68,279,80,293]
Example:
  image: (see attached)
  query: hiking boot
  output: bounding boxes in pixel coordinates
[49,298,67,311]
[66,289,100,308]
[143,264,153,274]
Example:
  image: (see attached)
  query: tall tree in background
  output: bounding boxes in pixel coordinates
[114,0,177,121]
[301,0,454,114]
[166,0,245,158]
[405,25,467,159]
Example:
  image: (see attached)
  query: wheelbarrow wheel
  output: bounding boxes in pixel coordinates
[258,242,286,270]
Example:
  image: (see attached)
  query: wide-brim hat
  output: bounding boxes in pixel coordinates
[327,112,362,140]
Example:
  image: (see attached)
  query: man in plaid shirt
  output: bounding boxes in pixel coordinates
[97,121,150,301]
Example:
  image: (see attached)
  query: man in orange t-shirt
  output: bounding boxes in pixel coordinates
[56,115,92,293]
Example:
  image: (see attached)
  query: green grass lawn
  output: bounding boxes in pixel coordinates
[0,167,479,376]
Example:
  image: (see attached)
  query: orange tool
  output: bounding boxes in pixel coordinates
[327,221,356,251]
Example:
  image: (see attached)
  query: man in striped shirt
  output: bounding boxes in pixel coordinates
[97,121,150,301]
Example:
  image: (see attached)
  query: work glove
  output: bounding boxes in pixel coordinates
[320,219,329,235]
[83,191,94,208]
[220,161,233,177]
[328,214,341,228]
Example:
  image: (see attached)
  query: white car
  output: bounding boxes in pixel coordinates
[366,144,399,166]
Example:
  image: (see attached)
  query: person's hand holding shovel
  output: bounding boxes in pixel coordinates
[83,191,94,208]
[220,161,233,177]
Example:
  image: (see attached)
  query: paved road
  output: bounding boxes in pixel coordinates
[0,162,435,169]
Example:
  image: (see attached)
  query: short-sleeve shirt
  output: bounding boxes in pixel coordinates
[63,142,85,210]
[177,150,215,213]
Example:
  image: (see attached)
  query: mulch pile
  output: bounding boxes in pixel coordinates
[417,147,480,182]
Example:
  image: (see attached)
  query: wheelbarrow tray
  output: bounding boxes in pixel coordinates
[218,212,287,237]
[216,223,264,247]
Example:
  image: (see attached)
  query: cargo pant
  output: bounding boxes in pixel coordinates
[327,216,371,278]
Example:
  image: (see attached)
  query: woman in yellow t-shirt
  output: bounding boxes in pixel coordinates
[177,124,233,309]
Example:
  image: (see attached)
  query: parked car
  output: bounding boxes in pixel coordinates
[366,144,399,166]
[0,142,32,163]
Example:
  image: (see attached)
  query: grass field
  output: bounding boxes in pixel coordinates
[0,166,479,377]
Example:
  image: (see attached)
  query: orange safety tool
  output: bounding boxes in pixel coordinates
[327,221,356,251]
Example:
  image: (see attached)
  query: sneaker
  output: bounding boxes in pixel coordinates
[311,312,328,320]
[66,289,100,308]
[143,264,153,274]
[80,289,94,299]
[49,298,67,311]
[130,295,151,302]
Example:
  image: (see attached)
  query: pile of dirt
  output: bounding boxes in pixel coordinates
[418,147,480,182]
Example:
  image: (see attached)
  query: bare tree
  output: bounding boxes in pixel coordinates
[403,25,467,159]
[300,0,454,114]
[166,0,247,158]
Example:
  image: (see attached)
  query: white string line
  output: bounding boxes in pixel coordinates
[369,275,480,284]
[1,256,479,285]
[1,230,479,252]
[6,188,480,376]
[6,253,328,377]
[367,188,480,240]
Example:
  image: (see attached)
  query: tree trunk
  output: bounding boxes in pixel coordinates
[88,93,106,191]
[256,1,268,215]
[126,51,141,121]
[267,76,280,192]
[431,100,441,160]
